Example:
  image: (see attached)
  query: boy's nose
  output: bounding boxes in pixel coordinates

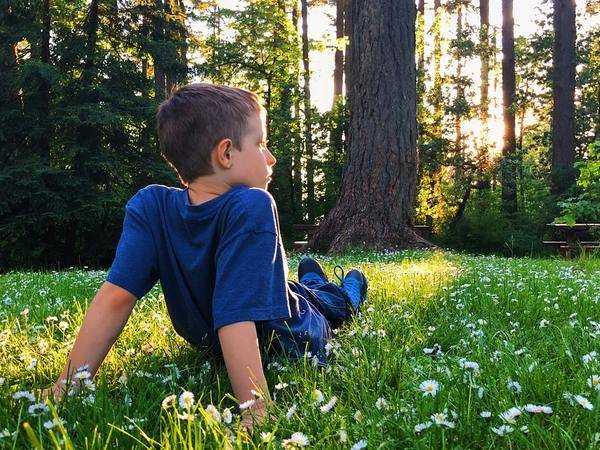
[267,148,276,166]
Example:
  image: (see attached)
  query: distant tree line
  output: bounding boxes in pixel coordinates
[0,0,598,269]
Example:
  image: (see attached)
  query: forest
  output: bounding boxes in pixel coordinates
[1,0,599,269]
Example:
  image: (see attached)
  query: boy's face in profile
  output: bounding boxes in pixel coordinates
[227,110,276,190]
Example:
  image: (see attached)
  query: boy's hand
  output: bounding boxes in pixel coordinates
[48,282,136,397]
[39,382,66,402]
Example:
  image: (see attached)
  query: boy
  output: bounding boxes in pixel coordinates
[47,83,368,428]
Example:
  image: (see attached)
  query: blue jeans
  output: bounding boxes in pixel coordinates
[258,278,352,365]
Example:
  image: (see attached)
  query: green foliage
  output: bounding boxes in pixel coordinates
[554,141,600,224]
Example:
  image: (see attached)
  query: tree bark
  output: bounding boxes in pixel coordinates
[301,0,315,222]
[308,0,429,253]
[551,0,577,196]
[501,0,517,214]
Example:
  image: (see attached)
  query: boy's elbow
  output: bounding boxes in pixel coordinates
[94,281,137,311]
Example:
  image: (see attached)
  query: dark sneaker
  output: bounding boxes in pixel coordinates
[341,269,368,311]
[298,257,328,285]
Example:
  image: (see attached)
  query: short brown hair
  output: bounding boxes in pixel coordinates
[156,83,261,184]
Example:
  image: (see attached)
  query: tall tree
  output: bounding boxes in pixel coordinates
[301,0,316,222]
[551,0,577,195]
[309,0,428,253]
[501,0,517,214]
[479,0,489,130]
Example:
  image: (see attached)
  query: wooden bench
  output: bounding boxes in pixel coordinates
[291,216,433,251]
[544,223,600,258]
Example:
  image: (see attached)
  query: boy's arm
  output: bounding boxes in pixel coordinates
[218,321,270,428]
[49,281,136,396]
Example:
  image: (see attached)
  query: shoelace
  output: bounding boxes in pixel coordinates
[333,265,345,284]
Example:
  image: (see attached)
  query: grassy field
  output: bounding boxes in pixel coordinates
[0,250,599,449]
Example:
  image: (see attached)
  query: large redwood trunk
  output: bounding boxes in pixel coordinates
[308,0,429,254]
[551,0,576,196]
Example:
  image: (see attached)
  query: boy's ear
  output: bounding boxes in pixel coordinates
[214,138,233,169]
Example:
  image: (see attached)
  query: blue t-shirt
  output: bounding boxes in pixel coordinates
[107,184,292,353]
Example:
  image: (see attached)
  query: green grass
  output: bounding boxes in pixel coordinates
[0,250,599,449]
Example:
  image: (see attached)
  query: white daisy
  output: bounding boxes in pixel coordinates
[12,391,36,402]
[523,404,553,414]
[419,379,440,397]
[73,370,91,380]
[414,421,433,433]
[43,418,65,430]
[375,397,388,410]
[350,439,368,450]
[480,411,492,418]
[354,410,364,422]
[507,380,522,394]
[583,351,597,365]
[499,407,522,423]
[275,382,289,390]
[205,404,221,422]
[161,394,176,409]
[222,408,232,424]
[492,425,514,436]
[28,403,49,417]
[311,389,324,404]
[587,375,599,391]
[281,432,309,448]
[239,399,255,410]
[574,395,594,410]
[320,396,337,413]
[285,404,297,420]
[339,429,347,443]
[178,391,195,409]
[260,432,275,443]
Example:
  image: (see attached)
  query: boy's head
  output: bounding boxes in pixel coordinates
[157,83,275,188]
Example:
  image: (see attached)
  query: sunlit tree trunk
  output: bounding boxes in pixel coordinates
[301,0,315,222]
[291,2,303,222]
[501,0,517,214]
[309,0,429,253]
[551,0,576,196]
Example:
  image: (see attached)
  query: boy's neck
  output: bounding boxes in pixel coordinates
[186,177,235,206]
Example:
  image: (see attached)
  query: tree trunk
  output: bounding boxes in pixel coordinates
[501,0,517,214]
[301,0,315,222]
[455,4,463,152]
[416,0,425,101]
[308,0,429,253]
[291,2,303,223]
[432,0,443,138]
[477,0,490,179]
[551,0,577,196]
[479,0,489,125]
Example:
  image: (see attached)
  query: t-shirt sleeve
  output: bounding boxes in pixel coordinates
[106,193,158,299]
[212,189,291,330]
